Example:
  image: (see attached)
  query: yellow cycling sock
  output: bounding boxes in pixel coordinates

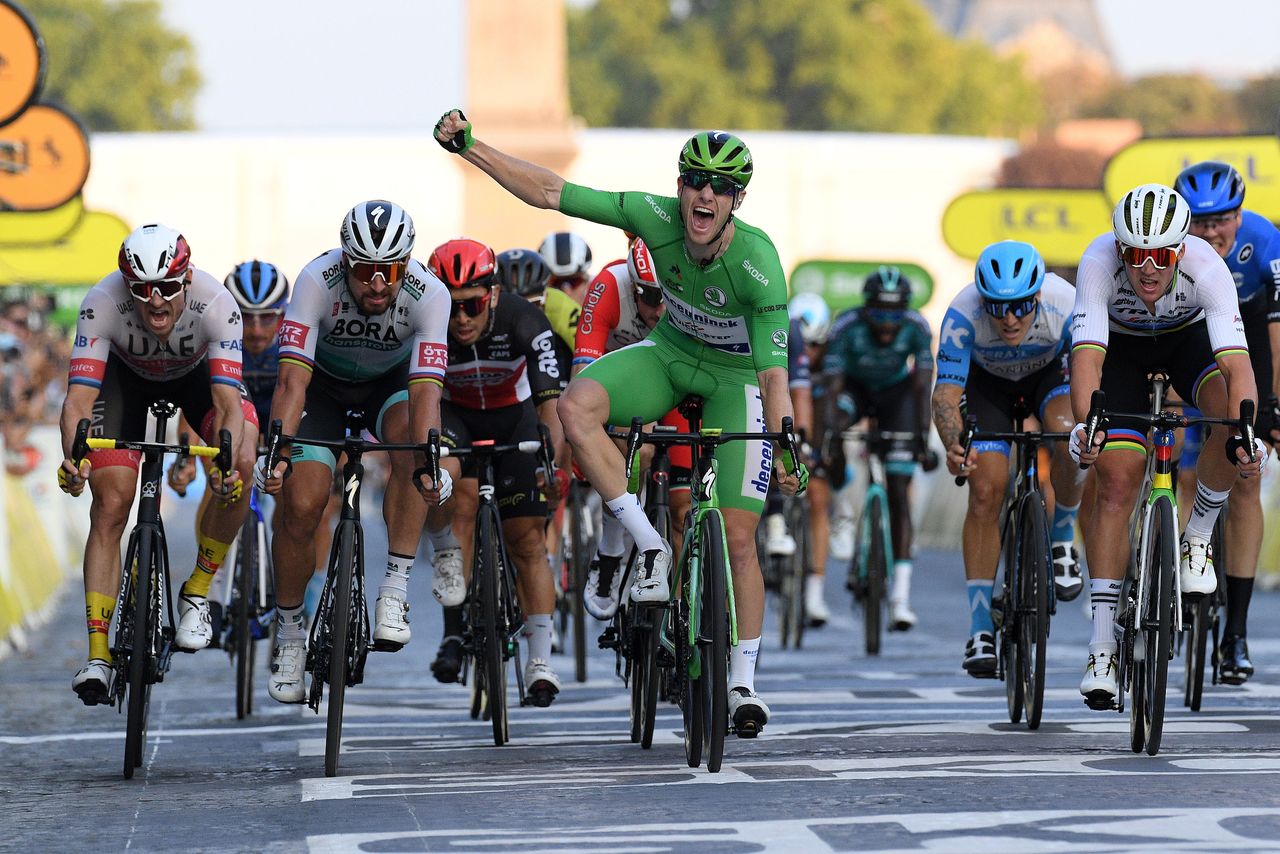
[86,591,115,663]
[181,533,234,598]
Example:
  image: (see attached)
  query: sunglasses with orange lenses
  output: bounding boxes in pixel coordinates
[347,257,408,284]
[1121,245,1182,270]
[450,293,491,318]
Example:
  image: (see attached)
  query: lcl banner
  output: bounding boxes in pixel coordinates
[1104,135,1280,218]
[940,188,1111,265]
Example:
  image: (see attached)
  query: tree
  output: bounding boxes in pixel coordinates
[567,0,1042,135]
[997,140,1106,189]
[17,0,201,131]
[1083,74,1241,136]
[1236,74,1280,135]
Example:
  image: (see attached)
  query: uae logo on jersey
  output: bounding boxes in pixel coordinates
[704,287,726,307]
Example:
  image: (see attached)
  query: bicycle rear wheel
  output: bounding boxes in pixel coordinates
[1184,594,1209,711]
[570,488,590,683]
[123,528,155,779]
[700,513,730,773]
[862,497,886,656]
[1017,496,1051,730]
[779,499,807,649]
[324,522,357,777]
[478,510,508,746]
[233,515,258,720]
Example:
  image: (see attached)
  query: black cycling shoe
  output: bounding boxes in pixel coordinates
[430,635,464,684]
[962,631,997,679]
[1052,544,1084,603]
[1219,635,1254,685]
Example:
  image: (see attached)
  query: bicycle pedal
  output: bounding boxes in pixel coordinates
[526,685,558,708]
[371,639,406,653]
[1082,692,1117,712]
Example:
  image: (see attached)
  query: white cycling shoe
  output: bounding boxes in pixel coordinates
[1080,647,1119,710]
[268,638,306,704]
[629,544,672,604]
[729,687,770,738]
[373,595,411,651]
[431,548,465,607]
[764,513,796,557]
[524,658,562,708]
[1180,534,1217,596]
[805,575,830,627]
[72,659,113,706]
[889,598,917,631]
[175,593,213,651]
[585,554,624,620]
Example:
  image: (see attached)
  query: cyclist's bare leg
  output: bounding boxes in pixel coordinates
[1045,396,1084,509]
[1225,457,1262,579]
[83,465,141,606]
[559,378,628,499]
[378,404,428,562]
[887,473,912,561]
[962,451,1012,582]
[505,515,557,616]
[807,476,830,574]
[1085,450,1145,582]
[272,460,337,607]
[723,507,765,638]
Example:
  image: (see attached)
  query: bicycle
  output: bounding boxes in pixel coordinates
[757,489,808,651]
[1081,388,1255,755]
[424,425,556,747]
[621,400,804,773]
[264,411,437,777]
[599,422,679,750]
[1182,505,1227,712]
[843,428,917,656]
[555,478,597,684]
[70,400,232,779]
[216,479,275,720]
[955,405,1067,729]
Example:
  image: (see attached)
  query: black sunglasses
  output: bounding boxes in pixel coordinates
[635,285,664,307]
[981,296,1037,319]
[450,294,490,318]
[681,170,742,196]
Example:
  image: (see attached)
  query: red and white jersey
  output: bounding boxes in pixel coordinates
[278,248,450,385]
[573,259,653,365]
[69,267,243,389]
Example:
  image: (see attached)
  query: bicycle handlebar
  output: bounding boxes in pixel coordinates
[72,417,233,476]
[1077,391,1257,469]
[621,415,805,494]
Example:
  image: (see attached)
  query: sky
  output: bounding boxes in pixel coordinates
[159,0,1280,133]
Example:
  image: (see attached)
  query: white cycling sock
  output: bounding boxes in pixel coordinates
[276,602,307,641]
[805,573,825,601]
[598,511,628,558]
[379,552,413,599]
[604,493,665,553]
[1186,481,1230,541]
[1089,578,1121,648]
[428,525,459,552]
[891,560,912,603]
[729,636,762,692]
[525,613,553,662]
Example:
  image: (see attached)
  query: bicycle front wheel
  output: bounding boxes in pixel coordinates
[780,499,807,649]
[862,497,887,656]
[478,509,508,746]
[1017,496,1051,730]
[324,522,358,777]
[233,515,258,720]
[123,527,156,779]
[1134,495,1176,755]
[700,512,730,773]
[570,488,591,683]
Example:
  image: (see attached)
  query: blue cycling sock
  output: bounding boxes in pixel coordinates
[1051,501,1079,544]
[967,580,993,636]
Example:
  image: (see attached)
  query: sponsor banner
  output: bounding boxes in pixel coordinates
[0,0,45,126]
[941,188,1111,266]
[0,194,81,246]
[790,260,934,312]
[0,103,91,210]
[1104,135,1280,218]
[0,210,129,285]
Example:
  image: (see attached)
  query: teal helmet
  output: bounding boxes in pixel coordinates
[678,131,753,189]
[863,266,912,310]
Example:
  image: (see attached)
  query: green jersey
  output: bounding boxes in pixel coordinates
[559,183,790,373]
[823,307,934,392]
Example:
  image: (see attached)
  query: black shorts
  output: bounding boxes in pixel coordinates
[441,400,546,520]
[964,357,1068,456]
[846,375,917,433]
[90,354,256,469]
[292,363,410,468]
[1099,323,1219,448]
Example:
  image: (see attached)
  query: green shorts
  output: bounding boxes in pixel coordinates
[577,328,770,514]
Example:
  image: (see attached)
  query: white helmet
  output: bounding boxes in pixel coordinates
[340,199,415,262]
[1112,183,1190,249]
[789,292,831,344]
[117,223,191,283]
[539,231,592,279]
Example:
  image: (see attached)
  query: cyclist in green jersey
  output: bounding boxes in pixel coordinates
[435,111,808,734]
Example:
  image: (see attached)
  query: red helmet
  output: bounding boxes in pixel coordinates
[627,238,662,307]
[427,238,497,289]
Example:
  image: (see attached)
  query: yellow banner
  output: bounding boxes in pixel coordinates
[1104,135,1280,217]
[941,189,1111,265]
[0,209,129,285]
[0,194,82,246]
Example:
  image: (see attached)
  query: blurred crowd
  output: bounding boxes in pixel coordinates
[0,295,72,475]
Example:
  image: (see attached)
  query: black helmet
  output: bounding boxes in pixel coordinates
[496,248,552,297]
[863,266,912,310]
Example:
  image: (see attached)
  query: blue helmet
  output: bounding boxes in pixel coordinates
[225,260,289,312]
[1173,161,1245,216]
[974,241,1044,302]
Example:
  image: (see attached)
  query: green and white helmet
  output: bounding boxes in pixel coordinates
[678,131,753,189]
